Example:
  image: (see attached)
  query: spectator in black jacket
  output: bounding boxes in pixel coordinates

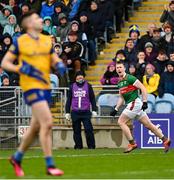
[160,0,174,29]
[139,23,157,51]
[51,2,65,26]
[153,50,169,75]
[98,0,114,42]
[123,38,137,67]
[88,1,105,41]
[151,27,167,53]
[79,11,97,65]
[62,31,83,82]
[158,61,174,97]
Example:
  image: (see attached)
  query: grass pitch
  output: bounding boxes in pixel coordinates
[0,148,174,179]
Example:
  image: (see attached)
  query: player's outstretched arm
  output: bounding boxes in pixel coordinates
[1,52,19,73]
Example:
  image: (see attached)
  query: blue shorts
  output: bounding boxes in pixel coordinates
[23,89,51,106]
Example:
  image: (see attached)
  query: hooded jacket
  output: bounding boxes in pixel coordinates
[100,62,119,85]
[0,5,13,27]
[3,14,17,37]
[43,16,57,36]
[158,61,174,97]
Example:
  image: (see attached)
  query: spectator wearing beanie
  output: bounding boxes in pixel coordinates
[62,31,83,82]
[3,14,19,37]
[40,0,56,19]
[100,62,119,86]
[57,13,70,42]
[139,23,157,51]
[67,20,87,48]
[2,33,13,53]
[20,2,31,15]
[43,16,57,36]
[51,2,66,26]
[160,0,174,29]
[129,24,141,50]
[136,51,147,81]
[158,61,174,97]
[144,42,158,64]
[143,64,160,97]
[153,50,169,75]
[0,5,13,27]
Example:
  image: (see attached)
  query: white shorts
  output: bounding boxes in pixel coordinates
[122,98,147,120]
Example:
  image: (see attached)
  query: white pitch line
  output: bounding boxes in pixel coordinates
[0,152,166,160]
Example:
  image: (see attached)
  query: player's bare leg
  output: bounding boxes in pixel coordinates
[10,117,40,177]
[32,101,64,176]
[139,114,171,152]
[18,117,40,152]
[118,113,137,153]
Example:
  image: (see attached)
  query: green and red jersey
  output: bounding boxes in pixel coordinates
[117,74,139,104]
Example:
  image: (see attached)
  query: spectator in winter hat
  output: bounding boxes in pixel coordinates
[143,63,160,97]
[158,61,174,97]
[52,2,65,26]
[129,24,141,50]
[3,14,19,37]
[57,13,70,42]
[100,61,119,86]
[144,42,158,64]
[0,5,13,27]
[20,2,31,15]
[2,33,13,53]
[43,16,57,36]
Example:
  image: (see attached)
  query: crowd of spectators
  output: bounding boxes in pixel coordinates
[0,0,133,86]
[101,0,174,98]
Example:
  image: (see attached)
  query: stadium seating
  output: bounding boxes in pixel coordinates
[146,94,156,113]
[155,93,174,113]
[97,94,119,115]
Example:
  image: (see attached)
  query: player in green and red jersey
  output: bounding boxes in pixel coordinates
[110,61,171,153]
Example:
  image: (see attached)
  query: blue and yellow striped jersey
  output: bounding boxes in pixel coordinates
[9,33,54,92]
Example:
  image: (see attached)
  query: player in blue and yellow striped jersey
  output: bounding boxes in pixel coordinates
[1,11,65,177]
